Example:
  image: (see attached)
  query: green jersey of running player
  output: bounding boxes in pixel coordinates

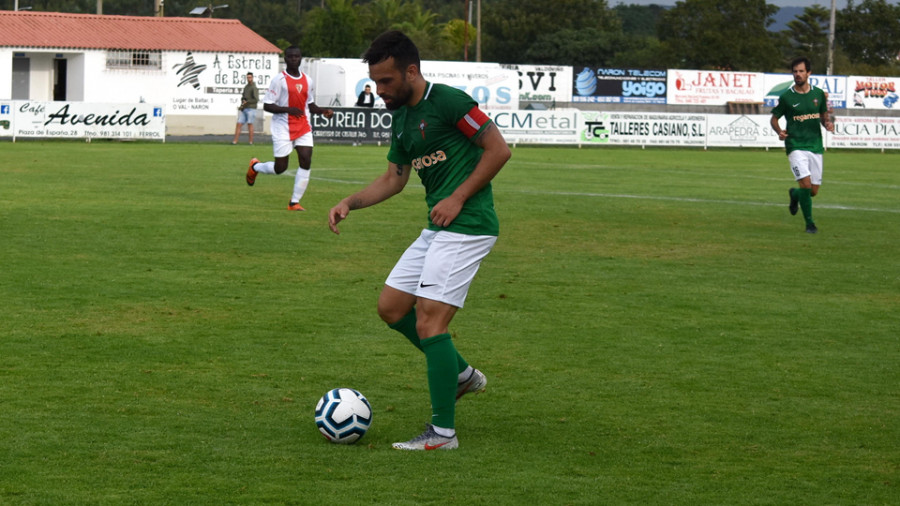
[387,82,498,236]
[771,85,828,155]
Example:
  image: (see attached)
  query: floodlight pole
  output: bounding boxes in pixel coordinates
[826,0,836,75]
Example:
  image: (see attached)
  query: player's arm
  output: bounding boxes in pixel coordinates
[429,123,511,228]
[821,92,835,132]
[328,162,412,234]
[770,114,788,140]
[263,102,302,116]
[309,102,334,119]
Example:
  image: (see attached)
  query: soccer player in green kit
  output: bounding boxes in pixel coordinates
[328,31,511,450]
[770,56,834,234]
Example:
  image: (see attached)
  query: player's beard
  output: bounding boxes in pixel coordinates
[382,82,414,111]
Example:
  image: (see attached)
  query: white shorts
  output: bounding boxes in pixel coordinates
[788,150,823,186]
[273,132,313,158]
[385,229,497,308]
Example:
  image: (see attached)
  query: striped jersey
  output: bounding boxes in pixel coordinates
[264,70,315,141]
[387,82,498,236]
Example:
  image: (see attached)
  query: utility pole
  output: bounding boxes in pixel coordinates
[826,0,836,75]
[476,0,481,62]
[464,0,469,61]
[97,0,102,14]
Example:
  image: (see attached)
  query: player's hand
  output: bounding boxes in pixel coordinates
[328,202,350,234]
[825,121,834,133]
[430,195,464,228]
[778,130,788,141]
[288,107,304,117]
[323,109,334,119]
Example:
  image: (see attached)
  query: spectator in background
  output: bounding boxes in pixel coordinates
[356,84,375,107]
[232,72,259,145]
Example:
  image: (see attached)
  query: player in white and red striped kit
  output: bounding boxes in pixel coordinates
[246,46,333,211]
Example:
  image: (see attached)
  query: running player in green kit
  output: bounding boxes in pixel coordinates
[328,31,511,450]
[770,56,835,234]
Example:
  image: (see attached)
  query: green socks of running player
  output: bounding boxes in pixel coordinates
[794,187,814,226]
[421,333,458,430]
[388,309,424,351]
[388,308,469,373]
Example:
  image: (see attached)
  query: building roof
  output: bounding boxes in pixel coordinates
[0,10,280,53]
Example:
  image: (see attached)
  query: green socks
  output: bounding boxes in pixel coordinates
[421,333,458,430]
[387,309,469,373]
[389,311,472,428]
[795,187,814,226]
[388,309,423,351]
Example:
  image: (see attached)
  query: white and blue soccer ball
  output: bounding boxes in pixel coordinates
[314,388,372,444]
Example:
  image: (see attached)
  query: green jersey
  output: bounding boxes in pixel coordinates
[772,85,828,154]
[387,82,499,236]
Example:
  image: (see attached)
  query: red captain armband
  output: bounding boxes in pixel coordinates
[456,106,491,138]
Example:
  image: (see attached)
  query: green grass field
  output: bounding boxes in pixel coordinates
[1,140,898,504]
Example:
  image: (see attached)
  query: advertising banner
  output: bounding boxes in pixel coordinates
[827,116,900,149]
[706,114,781,148]
[578,111,707,147]
[311,107,393,144]
[763,74,848,109]
[0,101,12,138]
[572,67,666,104]
[503,64,573,104]
[311,58,519,111]
[488,109,579,144]
[168,51,280,116]
[9,101,166,140]
[668,69,766,105]
[846,75,900,111]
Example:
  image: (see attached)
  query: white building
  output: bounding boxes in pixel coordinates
[0,10,281,135]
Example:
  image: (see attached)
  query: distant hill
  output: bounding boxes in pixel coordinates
[770,6,807,32]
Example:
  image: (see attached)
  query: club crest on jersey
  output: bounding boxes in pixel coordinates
[813,98,819,107]
[295,84,304,94]
[418,119,427,139]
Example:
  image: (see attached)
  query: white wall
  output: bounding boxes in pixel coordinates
[0,50,11,100]
[66,53,85,101]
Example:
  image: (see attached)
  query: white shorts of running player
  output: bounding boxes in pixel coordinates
[273,132,313,158]
[788,150,824,186]
[385,229,497,308]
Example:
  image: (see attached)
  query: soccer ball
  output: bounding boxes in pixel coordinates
[314,388,372,444]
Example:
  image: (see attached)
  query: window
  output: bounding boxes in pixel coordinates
[106,50,162,70]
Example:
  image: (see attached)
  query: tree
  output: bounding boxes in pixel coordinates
[784,5,830,70]
[391,3,442,54]
[657,0,782,71]
[359,0,421,42]
[837,0,900,68]
[442,18,477,61]
[614,3,667,38]
[301,0,365,58]
[523,28,663,69]
[481,0,619,64]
